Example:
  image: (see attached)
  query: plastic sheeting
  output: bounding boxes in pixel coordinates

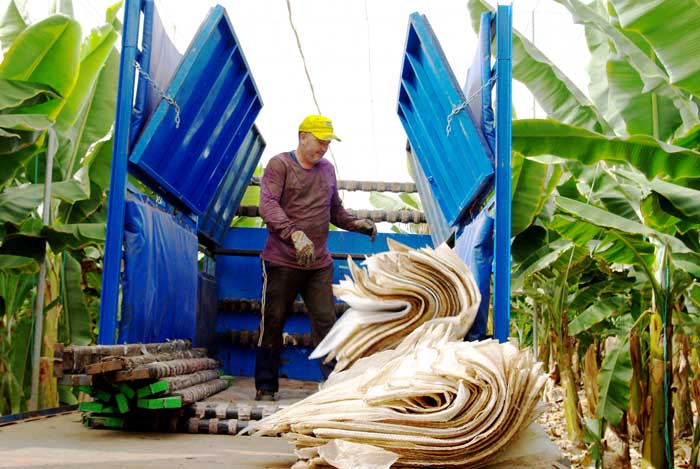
[130,1,183,147]
[454,209,494,341]
[463,12,496,159]
[120,195,198,343]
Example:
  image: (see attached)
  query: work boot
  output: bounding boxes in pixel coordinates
[255,389,276,401]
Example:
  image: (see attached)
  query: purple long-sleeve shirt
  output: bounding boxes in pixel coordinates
[259,151,359,269]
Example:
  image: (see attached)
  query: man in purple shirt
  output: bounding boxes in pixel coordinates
[255,114,376,400]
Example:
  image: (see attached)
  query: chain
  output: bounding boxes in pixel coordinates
[134,60,181,128]
[445,74,497,136]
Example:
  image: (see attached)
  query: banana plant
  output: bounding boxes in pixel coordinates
[468,0,700,464]
[0,0,120,413]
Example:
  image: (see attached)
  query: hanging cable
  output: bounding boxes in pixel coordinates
[285,0,339,171]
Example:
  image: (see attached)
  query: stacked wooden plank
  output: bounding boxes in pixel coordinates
[179,401,283,435]
[53,340,229,430]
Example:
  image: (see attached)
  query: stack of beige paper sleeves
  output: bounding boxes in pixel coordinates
[244,242,549,468]
[310,240,481,373]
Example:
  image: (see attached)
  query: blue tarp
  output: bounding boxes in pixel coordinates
[454,209,494,341]
[120,195,198,343]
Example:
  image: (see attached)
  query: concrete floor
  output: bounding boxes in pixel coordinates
[0,377,315,469]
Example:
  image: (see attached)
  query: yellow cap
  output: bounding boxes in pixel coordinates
[299,114,341,142]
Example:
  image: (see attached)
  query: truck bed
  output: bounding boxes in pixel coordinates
[0,378,317,469]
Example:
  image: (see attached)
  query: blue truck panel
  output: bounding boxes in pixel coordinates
[127,5,262,217]
[397,13,494,229]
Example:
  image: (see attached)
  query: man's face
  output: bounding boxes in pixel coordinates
[301,132,330,165]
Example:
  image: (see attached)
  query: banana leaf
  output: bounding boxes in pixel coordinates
[0,15,81,119]
[60,251,91,345]
[610,0,700,97]
[595,338,632,426]
[555,196,691,253]
[0,0,26,53]
[43,222,105,252]
[83,130,113,192]
[369,191,416,211]
[648,178,700,223]
[0,231,45,260]
[0,178,89,225]
[554,0,700,131]
[511,153,562,236]
[0,79,60,110]
[6,309,33,413]
[467,0,610,133]
[605,58,682,140]
[106,1,123,30]
[398,193,421,210]
[513,119,700,182]
[0,128,41,154]
[0,254,38,274]
[0,114,52,131]
[570,295,626,335]
[68,49,118,179]
[640,195,683,234]
[55,25,118,177]
[673,125,700,152]
[58,180,104,224]
[0,144,40,189]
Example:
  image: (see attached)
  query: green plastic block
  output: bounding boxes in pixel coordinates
[79,401,104,412]
[115,393,129,414]
[88,416,125,429]
[136,380,169,398]
[136,396,182,409]
[94,389,112,403]
[78,385,94,395]
[117,383,135,399]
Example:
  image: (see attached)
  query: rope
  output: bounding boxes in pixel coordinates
[446,74,497,136]
[284,0,339,172]
[134,60,181,128]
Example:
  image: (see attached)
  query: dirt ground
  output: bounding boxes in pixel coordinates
[537,379,696,468]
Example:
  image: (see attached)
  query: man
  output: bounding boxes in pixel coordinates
[255,114,377,401]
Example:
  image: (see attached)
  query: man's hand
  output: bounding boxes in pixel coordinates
[291,231,315,267]
[353,219,377,242]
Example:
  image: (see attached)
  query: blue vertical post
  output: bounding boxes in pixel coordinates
[493,5,512,343]
[98,0,142,344]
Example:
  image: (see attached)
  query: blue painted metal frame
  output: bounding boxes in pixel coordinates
[397,13,494,229]
[99,0,141,344]
[493,6,512,342]
[128,5,262,217]
[99,0,264,344]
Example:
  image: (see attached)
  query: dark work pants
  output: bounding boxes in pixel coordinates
[255,260,336,392]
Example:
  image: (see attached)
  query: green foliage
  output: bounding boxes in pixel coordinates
[0,2,119,414]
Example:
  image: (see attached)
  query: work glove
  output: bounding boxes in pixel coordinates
[291,230,315,267]
[353,219,377,242]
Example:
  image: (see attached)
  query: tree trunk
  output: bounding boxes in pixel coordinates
[628,327,645,441]
[672,331,692,438]
[690,349,700,468]
[38,258,60,409]
[560,334,583,444]
[605,412,632,469]
[642,312,672,469]
[582,343,599,417]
